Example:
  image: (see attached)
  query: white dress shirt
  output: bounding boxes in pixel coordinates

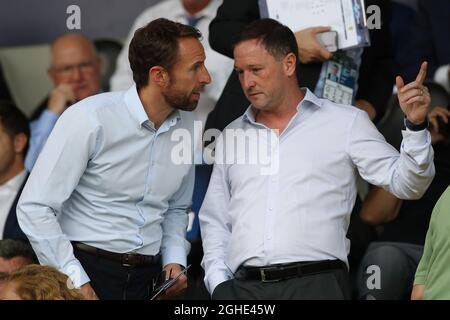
[0,170,27,239]
[18,86,194,287]
[199,89,435,293]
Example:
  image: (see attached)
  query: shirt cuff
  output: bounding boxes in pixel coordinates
[401,128,430,148]
[161,245,188,268]
[62,260,91,288]
[208,272,232,294]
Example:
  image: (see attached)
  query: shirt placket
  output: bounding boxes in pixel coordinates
[263,140,280,265]
[136,122,157,247]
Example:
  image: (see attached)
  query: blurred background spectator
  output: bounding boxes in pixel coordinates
[0,101,29,241]
[0,264,84,300]
[25,34,102,170]
[0,239,37,294]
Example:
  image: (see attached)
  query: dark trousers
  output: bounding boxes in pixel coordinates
[73,247,161,300]
[356,242,423,300]
[212,268,351,300]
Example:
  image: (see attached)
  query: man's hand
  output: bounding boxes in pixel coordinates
[80,282,98,300]
[48,83,76,115]
[411,284,425,300]
[295,27,333,64]
[157,263,188,300]
[396,62,431,125]
[428,106,450,144]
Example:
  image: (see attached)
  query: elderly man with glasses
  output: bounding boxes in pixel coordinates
[25,34,102,170]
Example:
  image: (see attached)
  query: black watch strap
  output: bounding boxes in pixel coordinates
[404,118,429,131]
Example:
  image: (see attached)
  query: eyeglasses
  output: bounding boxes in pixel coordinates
[51,60,97,77]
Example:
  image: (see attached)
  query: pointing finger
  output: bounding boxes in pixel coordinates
[415,61,428,84]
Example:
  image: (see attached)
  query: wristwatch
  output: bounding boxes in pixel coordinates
[404,118,429,131]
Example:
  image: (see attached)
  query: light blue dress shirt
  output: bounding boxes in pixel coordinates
[25,110,59,171]
[18,86,194,287]
[200,89,435,294]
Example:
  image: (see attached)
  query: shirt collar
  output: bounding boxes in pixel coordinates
[124,85,150,128]
[242,88,323,125]
[0,170,26,192]
[124,85,182,130]
[301,87,323,108]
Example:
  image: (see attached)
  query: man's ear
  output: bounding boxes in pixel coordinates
[283,53,297,77]
[14,133,28,156]
[149,66,169,87]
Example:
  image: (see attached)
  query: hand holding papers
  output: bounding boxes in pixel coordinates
[259,0,370,50]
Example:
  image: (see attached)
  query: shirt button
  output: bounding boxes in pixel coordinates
[269,207,273,211]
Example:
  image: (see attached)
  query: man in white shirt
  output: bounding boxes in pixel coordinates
[0,101,29,240]
[199,19,435,299]
[18,19,211,300]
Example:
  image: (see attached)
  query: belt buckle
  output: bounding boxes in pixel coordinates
[122,254,132,267]
[260,266,280,283]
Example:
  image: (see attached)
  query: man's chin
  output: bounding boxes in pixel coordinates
[249,99,264,109]
[174,102,198,112]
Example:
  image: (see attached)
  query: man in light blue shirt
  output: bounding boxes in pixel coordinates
[25,34,102,171]
[18,18,211,300]
[200,19,434,300]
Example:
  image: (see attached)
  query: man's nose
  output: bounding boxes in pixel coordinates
[243,72,255,90]
[71,67,82,81]
[201,65,211,85]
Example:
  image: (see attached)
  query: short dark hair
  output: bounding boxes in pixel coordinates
[0,239,37,262]
[0,100,30,157]
[128,18,202,89]
[234,18,299,62]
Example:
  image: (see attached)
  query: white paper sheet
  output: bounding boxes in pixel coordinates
[260,0,369,49]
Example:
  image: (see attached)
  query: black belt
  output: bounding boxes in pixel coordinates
[235,260,346,282]
[72,242,161,267]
